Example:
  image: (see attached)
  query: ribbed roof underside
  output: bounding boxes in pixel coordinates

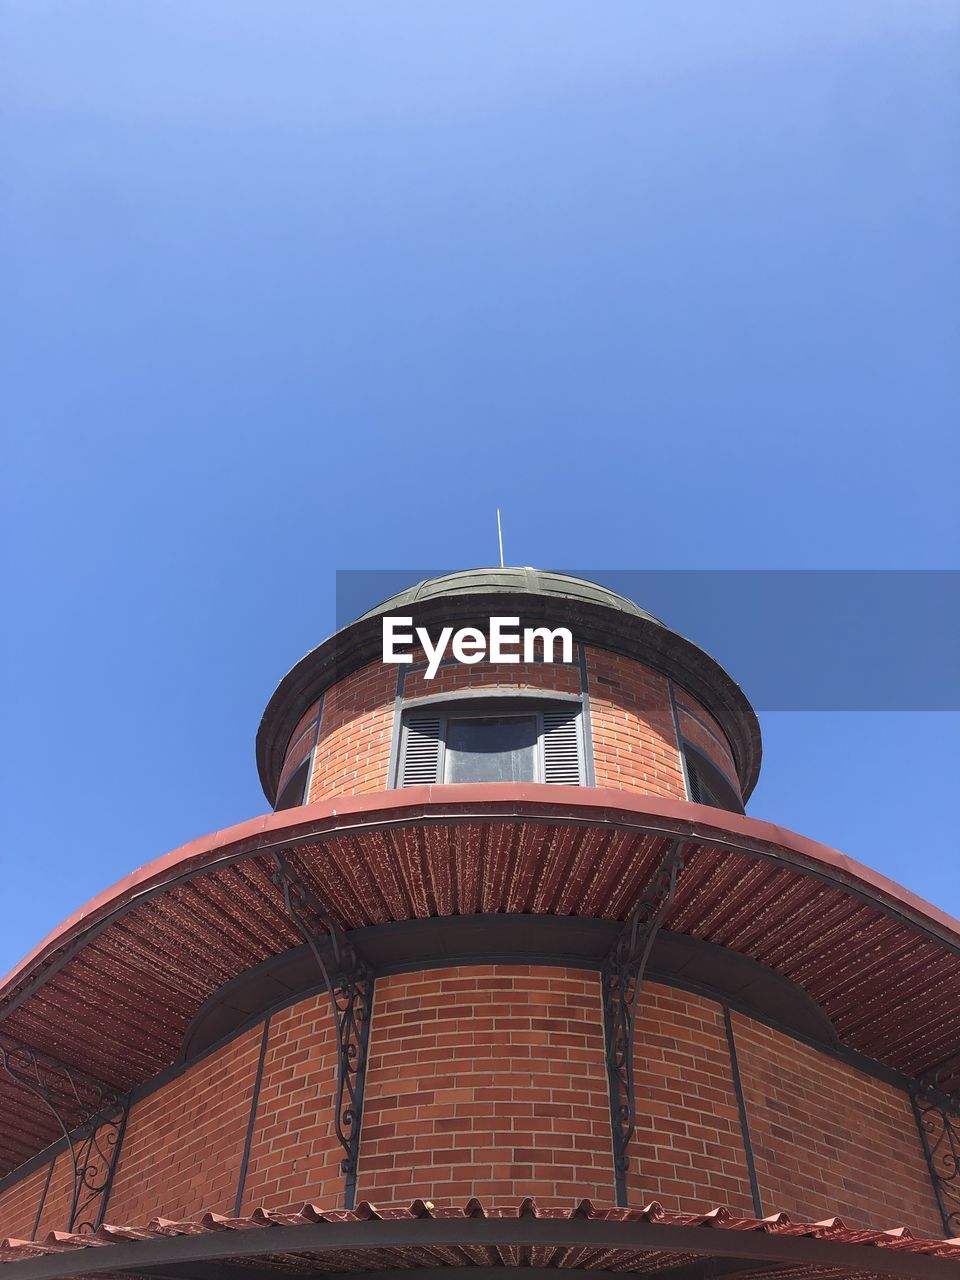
[2,1200,959,1275]
[1,797,958,1177]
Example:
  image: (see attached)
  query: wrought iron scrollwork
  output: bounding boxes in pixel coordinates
[602,838,688,1205]
[912,1060,960,1236]
[271,853,373,1207]
[0,1037,128,1233]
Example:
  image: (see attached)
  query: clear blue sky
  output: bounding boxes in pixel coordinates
[1,1,958,975]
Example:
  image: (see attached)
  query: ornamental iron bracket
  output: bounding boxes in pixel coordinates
[270,853,373,1209]
[912,1060,960,1236]
[0,1035,128,1233]
[602,838,688,1206]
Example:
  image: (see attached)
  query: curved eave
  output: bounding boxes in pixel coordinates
[0,787,958,1177]
[255,591,763,804]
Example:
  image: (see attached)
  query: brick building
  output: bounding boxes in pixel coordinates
[1,568,958,1280]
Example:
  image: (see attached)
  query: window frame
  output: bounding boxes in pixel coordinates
[274,755,311,810]
[682,742,744,814]
[273,694,323,812]
[392,691,587,789]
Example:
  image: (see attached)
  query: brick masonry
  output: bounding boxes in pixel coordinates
[238,997,342,1212]
[584,649,686,799]
[402,656,582,703]
[627,983,755,1213]
[731,1013,943,1235]
[308,664,395,804]
[32,1153,75,1239]
[356,965,616,1205]
[0,1162,50,1241]
[103,1026,262,1224]
[0,977,947,1234]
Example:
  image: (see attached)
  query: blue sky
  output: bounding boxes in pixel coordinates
[1,1,958,974]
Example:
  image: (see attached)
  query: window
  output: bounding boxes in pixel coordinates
[274,696,322,812]
[396,700,585,787]
[683,745,743,814]
[445,715,538,783]
[275,757,310,811]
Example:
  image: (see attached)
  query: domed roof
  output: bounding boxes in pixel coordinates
[257,567,762,805]
[358,568,666,626]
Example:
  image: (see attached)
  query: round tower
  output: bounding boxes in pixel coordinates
[0,571,958,1280]
[258,568,760,815]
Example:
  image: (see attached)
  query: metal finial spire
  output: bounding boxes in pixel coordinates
[496,509,504,568]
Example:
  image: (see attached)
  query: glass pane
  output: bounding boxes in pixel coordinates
[443,716,538,783]
[275,760,309,810]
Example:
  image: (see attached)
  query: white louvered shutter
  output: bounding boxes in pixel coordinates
[399,717,443,786]
[541,707,583,785]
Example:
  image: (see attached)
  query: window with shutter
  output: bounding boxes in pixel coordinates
[398,716,443,786]
[683,746,742,814]
[541,706,584,785]
[396,700,586,788]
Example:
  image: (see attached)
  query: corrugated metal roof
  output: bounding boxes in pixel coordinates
[0,789,958,1178]
[1,1199,958,1275]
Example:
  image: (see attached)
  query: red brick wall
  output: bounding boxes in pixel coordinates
[307,664,396,804]
[627,984,754,1212]
[731,1014,943,1234]
[239,998,343,1212]
[307,653,581,801]
[1,977,948,1234]
[104,1027,261,1224]
[0,1160,51,1239]
[355,965,616,1205]
[584,648,686,798]
[289,649,742,806]
[33,1152,75,1236]
[402,655,582,702]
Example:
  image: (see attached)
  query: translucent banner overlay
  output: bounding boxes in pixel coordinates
[335,570,959,711]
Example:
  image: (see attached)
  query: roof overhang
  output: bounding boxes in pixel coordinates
[1,787,958,1178]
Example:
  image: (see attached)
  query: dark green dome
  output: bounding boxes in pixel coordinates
[358,568,666,627]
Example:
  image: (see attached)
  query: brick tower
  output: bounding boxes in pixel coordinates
[1,569,958,1280]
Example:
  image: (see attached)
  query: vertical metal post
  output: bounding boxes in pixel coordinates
[30,1158,55,1241]
[723,1005,763,1218]
[601,838,688,1206]
[233,1015,271,1217]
